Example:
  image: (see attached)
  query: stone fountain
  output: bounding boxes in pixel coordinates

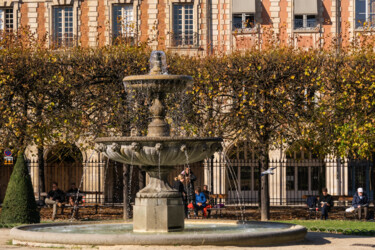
[94,51,222,232]
[10,51,307,247]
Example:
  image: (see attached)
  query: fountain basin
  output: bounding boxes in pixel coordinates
[95,137,223,166]
[10,221,307,247]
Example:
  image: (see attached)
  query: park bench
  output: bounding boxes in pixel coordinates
[208,194,227,218]
[36,191,104,220]
[303,194,373,220]
[188,194,227,219]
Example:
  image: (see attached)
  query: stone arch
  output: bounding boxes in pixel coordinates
[44,143,83,193]
[225,140,260,204]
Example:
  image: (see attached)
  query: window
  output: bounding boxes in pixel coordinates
[293,0,318,30]
[172,4,194,46]
[356,0,375,28]
[232,0,256,31]
[0,8,13,32]
[294,15,317,30]
[232,13,255,30]
[297,167,308,190]
[112,5,134,39]
[53,6,73,47]
[286,148,325,192]
[286,166,295,190]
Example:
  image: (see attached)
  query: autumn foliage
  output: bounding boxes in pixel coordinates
[2,31,375,220]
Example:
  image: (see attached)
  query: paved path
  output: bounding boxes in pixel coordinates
[1,228,374,249]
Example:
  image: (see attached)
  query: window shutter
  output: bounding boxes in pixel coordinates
[232,0,256,14]
[294,0,318,15]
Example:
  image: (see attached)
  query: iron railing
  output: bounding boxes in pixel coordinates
[0,156,374,206]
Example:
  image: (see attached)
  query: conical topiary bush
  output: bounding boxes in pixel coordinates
[0,153,40,224]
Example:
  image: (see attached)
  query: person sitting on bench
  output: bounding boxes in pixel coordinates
[66,183,81,218]
[202,185,212,218]
[352,187,369,220]
[45,182,65,220]
[318,187,333,220]
[194,187,206,216]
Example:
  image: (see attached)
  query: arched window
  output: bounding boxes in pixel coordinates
[45,143,83,193]
[226,141,259,204]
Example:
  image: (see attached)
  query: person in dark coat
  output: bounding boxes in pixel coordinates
[173,175,188,217]
[45,182,66,220]
[181,167,197,204]
[352,187,369,220]
[318,187,333,220]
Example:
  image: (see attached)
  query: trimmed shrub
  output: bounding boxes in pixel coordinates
[0,153,40,224]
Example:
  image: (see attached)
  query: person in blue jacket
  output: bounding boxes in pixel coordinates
[352,187,369,220]
[194,187,206,216]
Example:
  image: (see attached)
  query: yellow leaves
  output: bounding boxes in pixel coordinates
[290,75,295,80]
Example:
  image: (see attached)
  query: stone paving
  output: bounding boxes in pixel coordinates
[1,228,374,250]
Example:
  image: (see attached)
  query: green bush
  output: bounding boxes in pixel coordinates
[0,153,40,224]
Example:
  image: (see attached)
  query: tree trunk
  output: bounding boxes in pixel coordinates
[37,145,46,194]
[123,164,130,220]
[260,144,270,221]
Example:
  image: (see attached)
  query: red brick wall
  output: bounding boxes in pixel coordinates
[80,0,89,47]
[279,0,289,45]
[98,0,106,46]
[157,0,166,50]
[322,0,333,48]
[20,3,28,28]
[341,0,351,48]
[140,0,149,43]
[37,2,46,41]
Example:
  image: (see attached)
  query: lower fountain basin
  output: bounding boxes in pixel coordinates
[95,137,223,166]
[11,220,307,247]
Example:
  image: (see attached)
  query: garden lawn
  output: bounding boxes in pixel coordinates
[277,220,375,231]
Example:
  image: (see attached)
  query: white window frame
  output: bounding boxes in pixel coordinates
[0,9,3,31]
[112,4,134,39]
[293,14,318,30]
[355,0,375,29]
[0,8,14,32]
[172,3,195,47]
[232,13,255,31]
[52,6,74,47]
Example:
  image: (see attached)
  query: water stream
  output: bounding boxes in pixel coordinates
[70,150,96,221]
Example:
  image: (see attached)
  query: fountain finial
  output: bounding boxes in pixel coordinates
[150,51,167,75]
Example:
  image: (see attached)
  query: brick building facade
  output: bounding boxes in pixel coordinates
[0,0,373,54]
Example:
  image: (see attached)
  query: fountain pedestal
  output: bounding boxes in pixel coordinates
[133,166,184,232]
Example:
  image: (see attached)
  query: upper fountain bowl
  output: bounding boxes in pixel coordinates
[123,51,193,93]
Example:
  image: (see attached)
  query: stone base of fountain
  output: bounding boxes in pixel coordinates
[133,165,185,232]
[133,197,184,232]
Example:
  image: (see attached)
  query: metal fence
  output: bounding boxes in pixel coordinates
[205,156,374,206]
[1,156,374,206]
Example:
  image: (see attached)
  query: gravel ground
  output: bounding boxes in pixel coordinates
[1,228,375,250]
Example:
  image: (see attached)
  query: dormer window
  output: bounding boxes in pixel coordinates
[293,0,318,30]
[232,0,256,31]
